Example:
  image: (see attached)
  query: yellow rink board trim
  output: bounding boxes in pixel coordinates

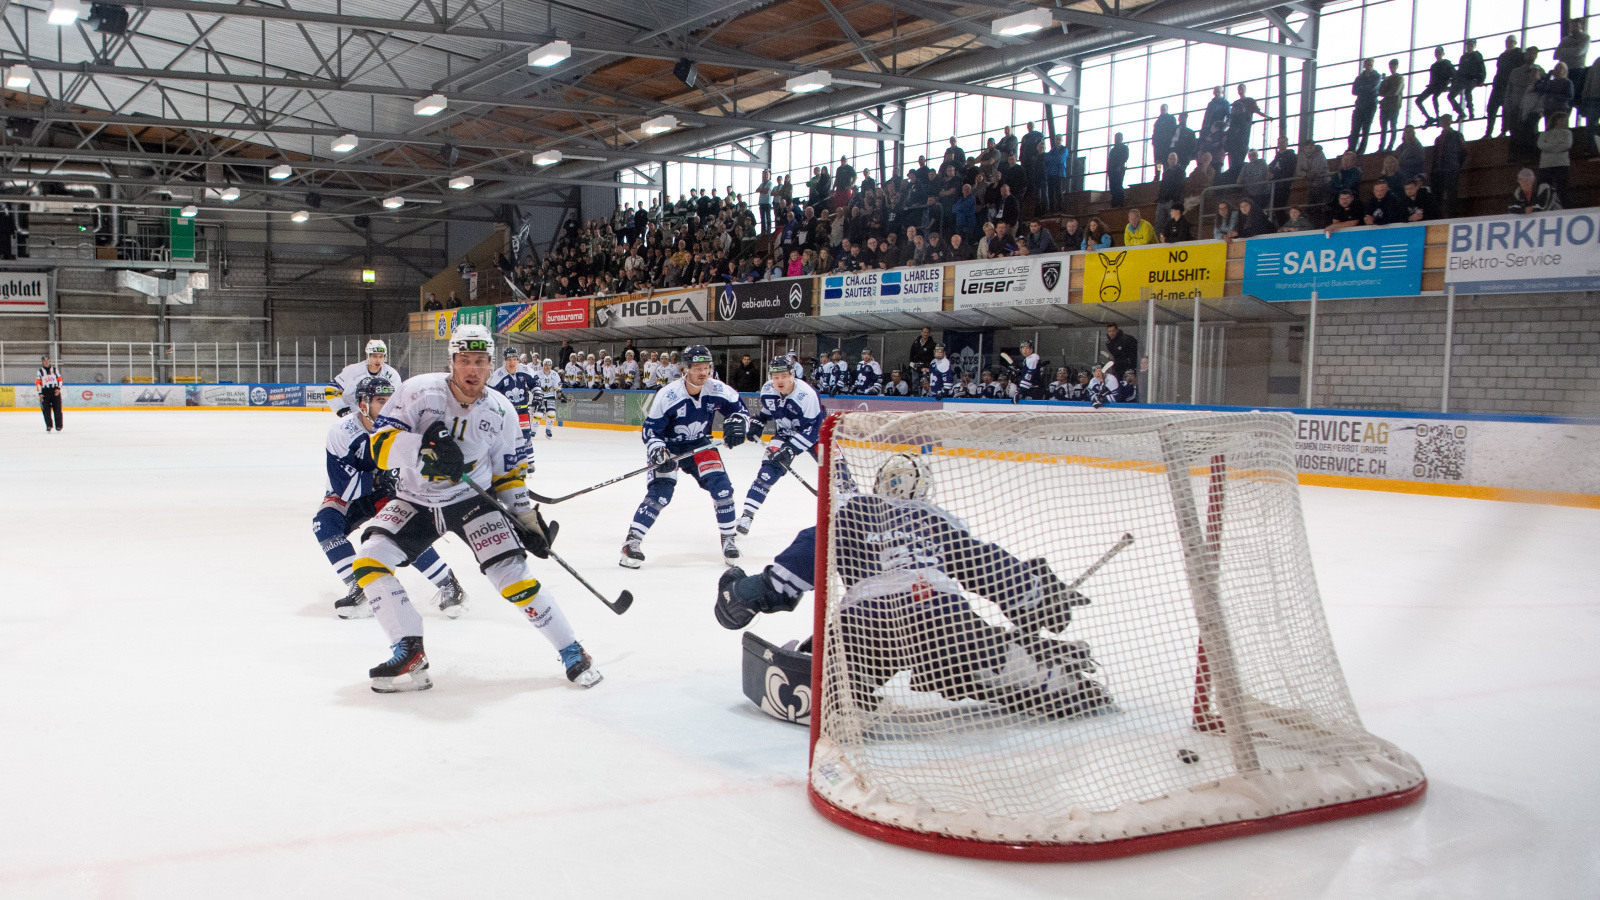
[1298,473,1600,509]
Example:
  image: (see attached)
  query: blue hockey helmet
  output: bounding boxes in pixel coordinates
[355,375,395,404]
[684,344,714,366]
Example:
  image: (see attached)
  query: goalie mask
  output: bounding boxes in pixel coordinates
[449,324,494,360]
[873,453,932,500]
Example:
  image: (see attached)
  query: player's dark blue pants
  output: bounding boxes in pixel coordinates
[314,495,448,587]
[629,444,736,539]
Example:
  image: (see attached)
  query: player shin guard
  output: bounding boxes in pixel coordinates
[363,574,424,644]
[489,560,577,651]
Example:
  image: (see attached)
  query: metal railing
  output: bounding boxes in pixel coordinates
[3,336,383,386]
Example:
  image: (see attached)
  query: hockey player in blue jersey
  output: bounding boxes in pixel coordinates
[312,376,466,619]
[735,358,823,536]
[715,453,1111,720]
[620,344,753,568]
[926,344,957,397]
[819,349,847,395]
[489,347,541,445]
[853,348,883,395]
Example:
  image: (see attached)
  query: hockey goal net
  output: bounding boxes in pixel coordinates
[808,409,1425,860]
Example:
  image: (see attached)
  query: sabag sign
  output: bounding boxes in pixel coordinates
[1244,226,1425,301]
[716,277,811,321]
[821,266,943,314]
[0,273,50,309]
[592,289,709,328]
[953,254,1070,309]
[1084,243,1226,302]
[1445,210,1600,293]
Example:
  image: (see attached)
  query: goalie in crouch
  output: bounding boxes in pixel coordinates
[351,324,600,693]
[715,453,1111,720]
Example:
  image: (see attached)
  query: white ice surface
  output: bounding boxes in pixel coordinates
[0,410,1596,899]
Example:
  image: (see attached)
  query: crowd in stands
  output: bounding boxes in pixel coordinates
[541,325,1142,406]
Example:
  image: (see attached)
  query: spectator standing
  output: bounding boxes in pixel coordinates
[1554,19,1590,96]
[422,291,443,311]
[833,156,856,199]
[1432,113,1469,217]
[446,290,463,308]
[1510,167,1561,212]
[1508,48,1546,160]
[1538,61,1576,117]
[1298,142,1331,217]
[1021,122,1046,201]
[1106,133,1129,207]
[1202,86,1231,136]
[1174,113,1198,170]
[1415,46,1458,125]
[36,354,63,432]
[757,170,772,234]
[1198,120,1230,179]
[907,327,936,393]
[1454,40,1488,121]
[1156,151,1186,223]
[1159,205,1192,243]
[995,183,1021,230]
[1538,111,1574,204]
[1268,136,1298,220]
[1042,137,1066,213]
[953,182,978,239]
[1582,63,1600,156]
[1104,323,1139,381]
[1226,84,1270,172]
[1378,59,1406,151]
[1123,208,1155,245]
[1152,104,1178,178]
[997,125,1018,162]
[1238,149,1271,209]
[1185,152,1217,217]
[1397,126,1427,182]
[1349,59,1382,154]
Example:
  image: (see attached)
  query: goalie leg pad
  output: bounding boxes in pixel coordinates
[741,631,813,725]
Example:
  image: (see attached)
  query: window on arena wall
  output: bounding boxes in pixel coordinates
[617,0,1568,214]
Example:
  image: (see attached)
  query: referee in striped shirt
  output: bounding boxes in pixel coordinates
[36,355,63,432]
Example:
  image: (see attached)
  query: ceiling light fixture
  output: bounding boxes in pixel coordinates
[331,133,358,152]
[532,149,563,166]
[640,114,677,135]
[48,0,81,25]
[269,164,292,179]
[5,65,34,90]
[219,186,240,201]
[381,196,404,209]
[291,209,310,222]
[528,40,571,67]
[785,72,831,93]
[179,205,198,217]
[448,175,474,190]
[992,7,1052,36]
[413,93,447,116]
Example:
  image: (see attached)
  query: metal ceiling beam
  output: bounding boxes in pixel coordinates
[818,66,1078,106]
[1046,7,1314,59]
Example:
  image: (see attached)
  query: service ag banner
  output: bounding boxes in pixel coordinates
[1244,226,1424,301]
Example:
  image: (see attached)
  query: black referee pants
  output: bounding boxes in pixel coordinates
[40,388,63,430]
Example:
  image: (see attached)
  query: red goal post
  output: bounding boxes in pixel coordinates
[807,409,1425,861]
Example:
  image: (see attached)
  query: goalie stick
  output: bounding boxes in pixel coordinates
[524,441,727,505]
[461,478,634,615]
[1067,533,1135,593]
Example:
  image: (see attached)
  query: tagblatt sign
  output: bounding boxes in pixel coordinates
[1244,226,1425,301]
[1082,243,1226,303]
[0,272,51,309]
[716,277,812,321]
[1444,209,1600,293]
[593,289,710,328]
[539,297,590,330]
[953,254,1070,309]
[820,266,944,315]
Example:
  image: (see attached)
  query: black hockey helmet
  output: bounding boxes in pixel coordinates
[504,346,519,359]
[768,357,793,373]
[684,344,713,366]
[355,375,395,403]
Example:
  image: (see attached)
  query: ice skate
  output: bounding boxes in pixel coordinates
[735,513,754,536]
[560,641,603,688]
[369,636,431,693]
[433,572,468,618]
[619,535,644,569]
[334,583,371,619]
[545,425,554,438]
[721,533,741,564]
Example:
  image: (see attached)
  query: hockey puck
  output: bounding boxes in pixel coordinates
[1178,749,1199,764]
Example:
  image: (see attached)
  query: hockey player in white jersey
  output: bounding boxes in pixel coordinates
[313,375,467,619]
[533,359,561,438]
[735,359,823,536]
[352,324,601,692]
[488,347,541,446]
[327,339,401,417]
[620,345,752,568]
[563,356,584,386]
[619,349,640,388]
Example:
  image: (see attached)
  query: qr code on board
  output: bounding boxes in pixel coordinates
[1412,423,1469,481]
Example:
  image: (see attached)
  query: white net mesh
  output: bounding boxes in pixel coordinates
[811,410,1425,850]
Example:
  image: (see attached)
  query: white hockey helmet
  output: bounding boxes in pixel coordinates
[365,339,388,356]
[874,453,932,500]
[448,324,494,360]
[542,358,553,367]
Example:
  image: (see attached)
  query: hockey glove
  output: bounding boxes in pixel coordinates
[648,443,675,474]
[514,505,556,559]
[419,421,467,482]
[722,415,750,449]
[337,406,352,418]
[766,443,798,471]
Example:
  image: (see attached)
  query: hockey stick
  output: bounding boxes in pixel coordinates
[524,441,726,505]
[559,388,605,403]
[461,478,634,615]
[1067,533,1135,593]
[787,465,819,497]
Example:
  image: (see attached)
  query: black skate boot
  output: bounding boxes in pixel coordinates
[619,534,644,569]
[370,636,431,693]
[334,583,371,619]
[559,640,603,688]
[721,533,741,564]
[434,573,467,619]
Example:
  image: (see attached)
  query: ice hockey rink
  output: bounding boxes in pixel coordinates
[1,409,1595,899]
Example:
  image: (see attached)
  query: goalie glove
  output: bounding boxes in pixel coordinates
[419,421,467,482]
[648,443,675,474]
[766,443,797,471]
[722,414,750,449]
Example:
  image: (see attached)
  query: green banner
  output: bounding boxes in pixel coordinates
[455,305,498,328]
